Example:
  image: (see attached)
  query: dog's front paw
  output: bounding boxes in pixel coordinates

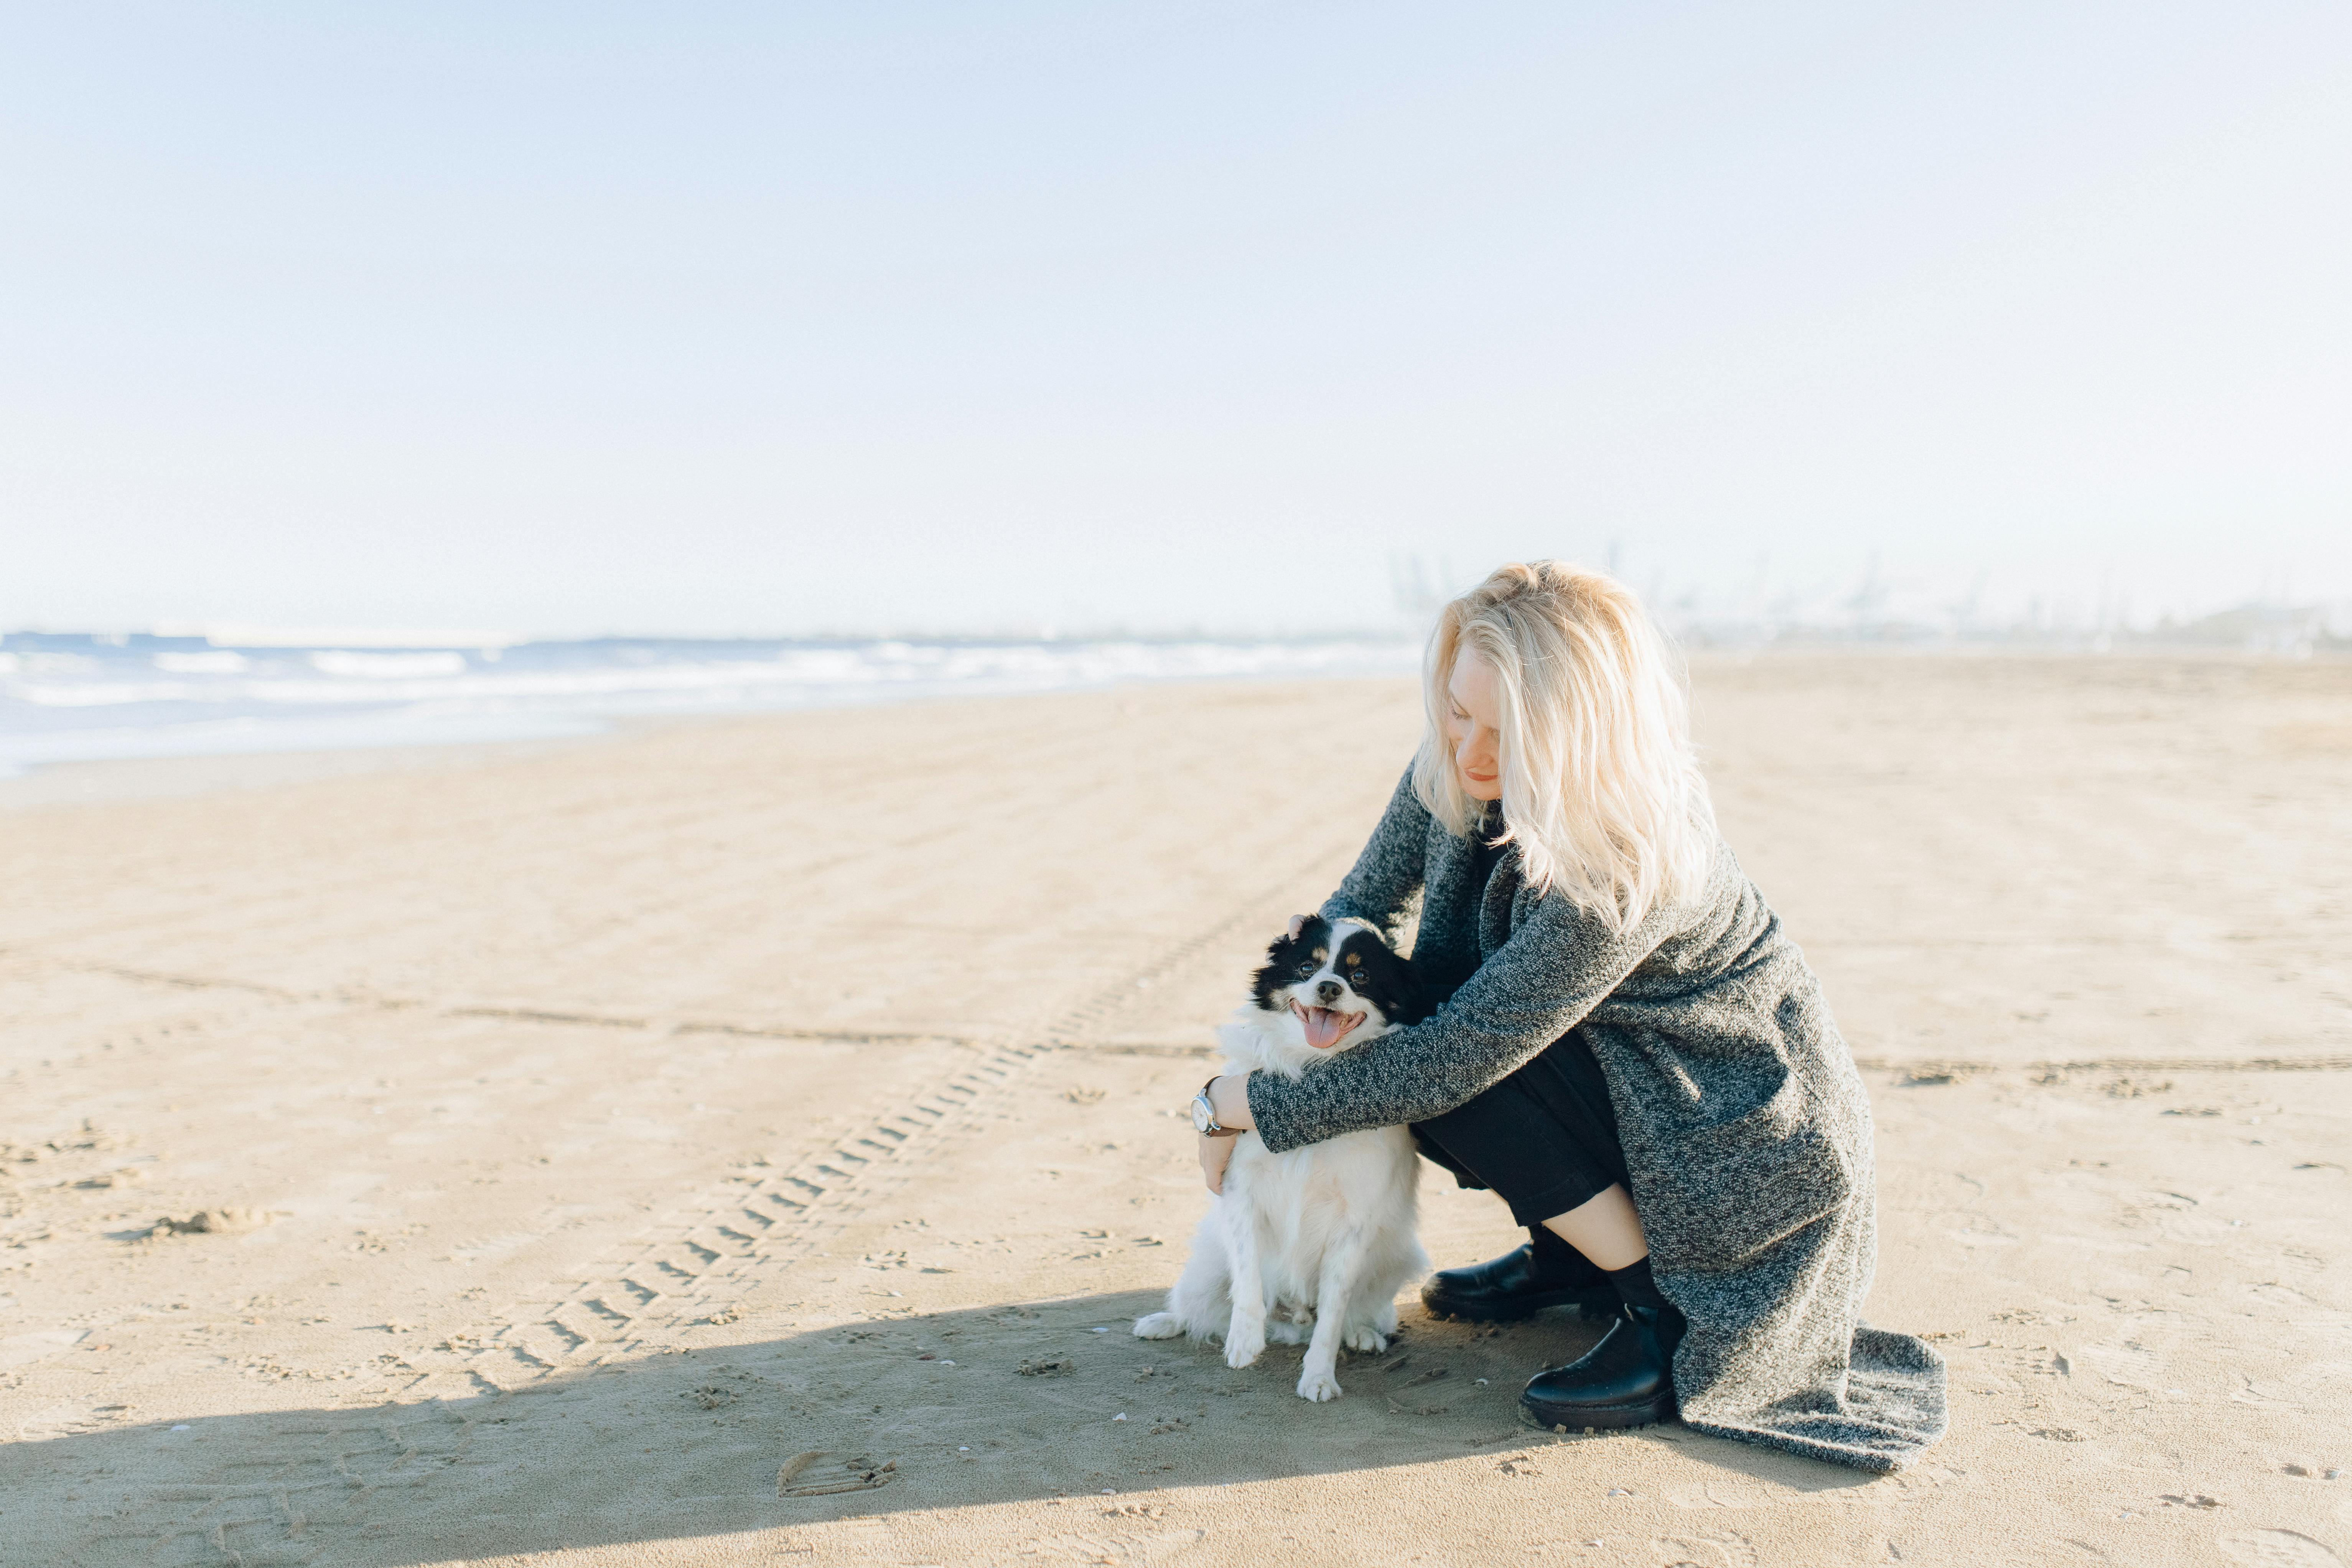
[1132,1312,1185,1341]
[1342,1324,1389,1354]
[1223,1327,1266,1369]
[1296,1364,1343,1402]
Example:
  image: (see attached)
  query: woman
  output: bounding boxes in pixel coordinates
[1192,561,1947,1472]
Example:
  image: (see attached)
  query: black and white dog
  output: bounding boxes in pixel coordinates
[1134,917,1430,1401]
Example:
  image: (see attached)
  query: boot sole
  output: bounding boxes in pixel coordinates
[1518,1391,1677,1431]
[1420,1286,1617,1324]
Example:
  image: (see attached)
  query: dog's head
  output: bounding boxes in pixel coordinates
[1247,916,1426,1059]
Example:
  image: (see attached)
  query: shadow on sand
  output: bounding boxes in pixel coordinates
[11,1290,1882,1563]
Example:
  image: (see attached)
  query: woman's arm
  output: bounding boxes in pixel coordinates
[1317,765,1434,937]
[1242,893,1680,1153]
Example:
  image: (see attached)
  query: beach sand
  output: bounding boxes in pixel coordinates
[3,656,2347,1566]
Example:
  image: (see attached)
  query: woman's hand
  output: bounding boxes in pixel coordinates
[1198,1128,1235,1194]
[1195,1073,1258,1195]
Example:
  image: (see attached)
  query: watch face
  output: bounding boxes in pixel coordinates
[1190,1095,1214,1133]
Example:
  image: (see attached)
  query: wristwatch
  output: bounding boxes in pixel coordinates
[1191,1075,1243,1137]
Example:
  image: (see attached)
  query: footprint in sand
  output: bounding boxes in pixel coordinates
[1652,1530,1759,1568]
[2074,1341,2163,1389]
[2250,1283,2317,1307]
[2220,1532,2345,1568]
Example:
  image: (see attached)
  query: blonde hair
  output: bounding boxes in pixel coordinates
[1413,561,1715,932]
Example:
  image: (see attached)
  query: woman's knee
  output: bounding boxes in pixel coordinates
[1410,1124,1490,1190]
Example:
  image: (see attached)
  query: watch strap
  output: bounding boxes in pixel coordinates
[1196,1076,1243,1137]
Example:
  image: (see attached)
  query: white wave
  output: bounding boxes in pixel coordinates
[307,650,470,678]
[0,634,1420,772]
[15,642,1415,710]
[152,651,251,674]
[14,681,204,708]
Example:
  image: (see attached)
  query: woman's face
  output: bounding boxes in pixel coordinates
[1444,650,1503,802]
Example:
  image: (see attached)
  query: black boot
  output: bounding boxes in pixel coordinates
[1519,1255,1687,1431]
[1421,1225,1616,1322]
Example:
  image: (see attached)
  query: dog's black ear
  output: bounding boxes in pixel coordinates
[1392,965,1433,1026]
[1337,924,1431,1025]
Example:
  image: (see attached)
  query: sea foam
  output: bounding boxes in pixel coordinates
[0,632,1418,774]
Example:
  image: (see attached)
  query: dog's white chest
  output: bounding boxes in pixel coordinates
[1229,1124,1413,1217]
[1224,1123,1418,1285]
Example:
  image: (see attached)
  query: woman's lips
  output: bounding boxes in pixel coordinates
[1290,1002,1366,1049]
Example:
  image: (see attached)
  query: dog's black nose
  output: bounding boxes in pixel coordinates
[1314,980,1343,1005]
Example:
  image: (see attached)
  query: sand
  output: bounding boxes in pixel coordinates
[2,656,2347,1567]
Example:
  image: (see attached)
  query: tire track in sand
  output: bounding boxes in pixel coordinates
[392,846,1351,1395]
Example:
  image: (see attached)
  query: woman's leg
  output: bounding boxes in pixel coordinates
[1415,1134,1611,1321]
[1540,1184,1648,1272]
[1412,1030,1686,1428]
[1412,1029,1627,1320]
[1412,1028,1627,1228]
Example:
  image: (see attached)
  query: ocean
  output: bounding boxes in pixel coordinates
[0,631,1421,776]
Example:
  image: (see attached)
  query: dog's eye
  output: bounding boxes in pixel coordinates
[1296,963,1315,978]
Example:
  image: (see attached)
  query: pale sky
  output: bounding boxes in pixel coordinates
[5,3,2347,636]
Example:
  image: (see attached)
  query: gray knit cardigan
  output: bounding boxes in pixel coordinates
[1244,766,1948,1472]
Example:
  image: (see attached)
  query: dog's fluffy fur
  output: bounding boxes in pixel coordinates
[1133,917,1431,1401]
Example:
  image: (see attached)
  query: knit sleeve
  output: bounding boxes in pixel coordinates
[1246,890,1678,1153]
[1317,764,1432,937]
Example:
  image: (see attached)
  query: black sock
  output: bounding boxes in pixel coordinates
[1604,1254,1675,1315]
[1528,1225,1606,1286]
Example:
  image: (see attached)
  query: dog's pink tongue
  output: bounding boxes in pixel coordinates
[1303,1007,1350,1049]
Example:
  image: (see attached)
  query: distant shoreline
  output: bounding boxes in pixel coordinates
[7,644,2343,810]
[0,632,1424,779]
